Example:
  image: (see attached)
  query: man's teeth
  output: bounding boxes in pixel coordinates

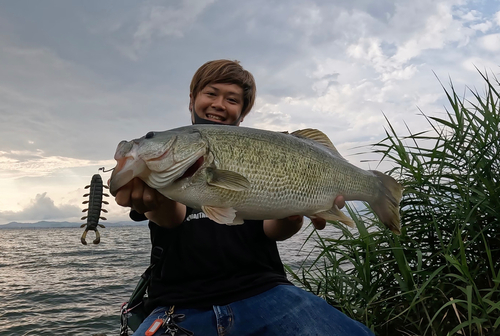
[207,114,223,120]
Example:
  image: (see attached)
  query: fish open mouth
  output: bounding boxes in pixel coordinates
[109,141,149,196]
[109,157,148,196]
[177,156,204,180]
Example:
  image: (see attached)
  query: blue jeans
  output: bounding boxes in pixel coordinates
[133,285,374,335]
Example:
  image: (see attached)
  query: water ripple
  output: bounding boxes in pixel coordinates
[0,224,339,335]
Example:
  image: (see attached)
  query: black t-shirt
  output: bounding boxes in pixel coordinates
[144,208,292,311]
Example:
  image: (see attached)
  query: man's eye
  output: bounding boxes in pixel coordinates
[206,92,216,96]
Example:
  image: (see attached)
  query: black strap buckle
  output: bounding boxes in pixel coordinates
[151,246,164,263]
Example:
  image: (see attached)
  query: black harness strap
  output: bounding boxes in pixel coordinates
[120,246,163,336]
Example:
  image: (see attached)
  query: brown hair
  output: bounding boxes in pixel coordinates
[190,60,256,118]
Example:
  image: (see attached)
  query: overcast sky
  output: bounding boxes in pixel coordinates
[0,0,499,224]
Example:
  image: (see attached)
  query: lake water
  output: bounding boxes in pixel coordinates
[0,225,339,336]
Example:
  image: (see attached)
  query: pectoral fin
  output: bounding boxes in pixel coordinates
[206,167,250,191]
[313,205,355,228]
[202,206,244,225]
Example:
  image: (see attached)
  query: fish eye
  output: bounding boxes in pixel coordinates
[145,131,155,139]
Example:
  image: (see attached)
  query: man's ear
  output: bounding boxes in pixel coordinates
[236,115,244,126]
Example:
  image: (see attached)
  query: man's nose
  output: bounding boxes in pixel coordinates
[211,96,226,110]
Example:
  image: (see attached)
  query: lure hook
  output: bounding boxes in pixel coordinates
[98,167,114,173]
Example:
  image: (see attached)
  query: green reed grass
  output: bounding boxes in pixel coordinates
[286,70,500,335]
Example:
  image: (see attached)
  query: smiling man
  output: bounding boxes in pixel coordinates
[191,82,244,124]
[115,60,373,336]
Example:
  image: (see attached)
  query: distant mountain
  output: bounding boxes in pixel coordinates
[0,221,148,229]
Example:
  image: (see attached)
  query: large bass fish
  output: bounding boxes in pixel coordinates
[109,125,403,234]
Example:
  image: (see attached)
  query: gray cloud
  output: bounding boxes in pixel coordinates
[0,192,80,223]
[0,37,188,160]
[0,0,498,222]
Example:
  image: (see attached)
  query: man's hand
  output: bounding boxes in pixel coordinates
[115,178,166,214]
[112,177,185,228]
[114,178,166,214]
[309,195,345,230]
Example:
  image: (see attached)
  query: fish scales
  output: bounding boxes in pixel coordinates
[202,127,376,212]
[110,125,403,234]
[207,130,330,211]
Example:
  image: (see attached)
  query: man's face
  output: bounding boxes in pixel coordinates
[190,83,244,125]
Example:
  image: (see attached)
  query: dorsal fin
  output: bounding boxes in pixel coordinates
[291,128,347,160]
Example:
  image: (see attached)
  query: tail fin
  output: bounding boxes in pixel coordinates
[368,171,403,235]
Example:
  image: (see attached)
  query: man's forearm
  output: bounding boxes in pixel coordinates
[263,216,303,241]
[145,200,186,229]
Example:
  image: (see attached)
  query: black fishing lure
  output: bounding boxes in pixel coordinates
[81,174,109,245]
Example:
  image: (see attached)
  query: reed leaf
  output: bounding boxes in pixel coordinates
[286,70,500,335]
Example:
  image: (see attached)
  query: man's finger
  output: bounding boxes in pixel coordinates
[312,217,326,230]
[130,178,145,202]
[131,178,153,213]
[286,215,303,224]
[114,181,133,207]
[335,196,345,209]
[143,185,160,210]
